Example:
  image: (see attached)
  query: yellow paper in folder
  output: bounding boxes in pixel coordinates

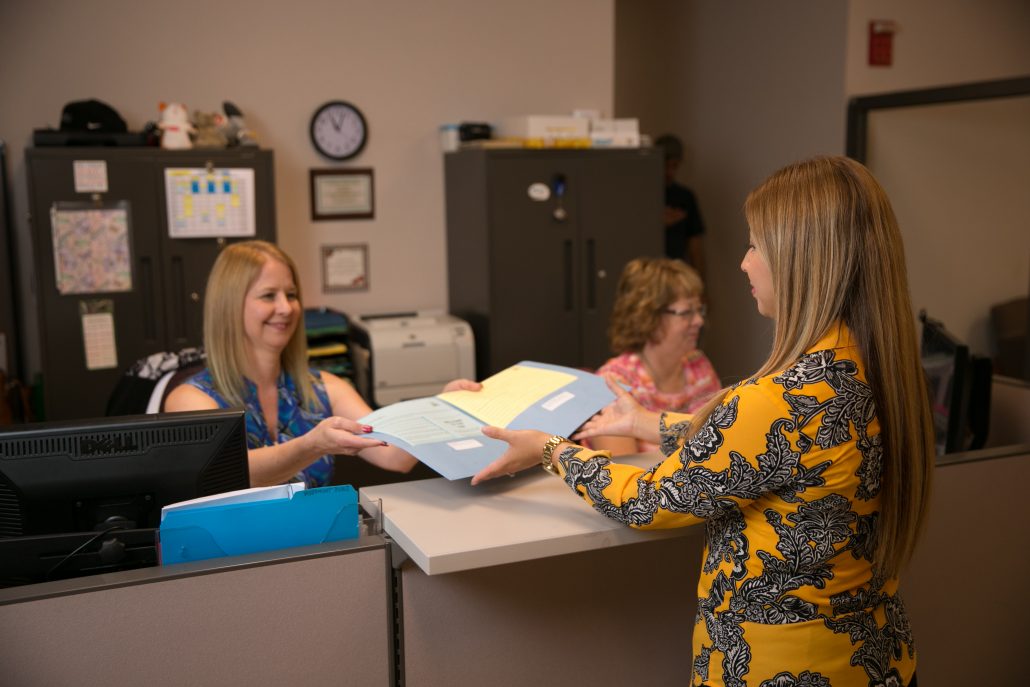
[438,364,577,428]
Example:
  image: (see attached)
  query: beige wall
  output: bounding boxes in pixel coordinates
[616,0,1030,381]
[616,0,849,380]
[866,96,1030,355]
[846,0,1030,95]
[0,0,614,375]
[846,2,1030,359]
[3,1,1027,385]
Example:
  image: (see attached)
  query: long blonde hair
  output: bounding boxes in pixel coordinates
[689,156,933,577]
[203,240,317,409]
[608,258,704,354]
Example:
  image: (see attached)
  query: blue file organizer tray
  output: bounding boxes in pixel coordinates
[159,483,359,565]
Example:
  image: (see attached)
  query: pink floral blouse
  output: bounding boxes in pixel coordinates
[595,350,720,453]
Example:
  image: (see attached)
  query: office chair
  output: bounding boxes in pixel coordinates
[105,347,206,416]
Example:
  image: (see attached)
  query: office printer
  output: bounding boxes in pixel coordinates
[349,312,475,407]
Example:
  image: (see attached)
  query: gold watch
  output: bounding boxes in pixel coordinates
[541,435,569,476]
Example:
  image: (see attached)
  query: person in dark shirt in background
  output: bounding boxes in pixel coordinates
[656,134,705,278]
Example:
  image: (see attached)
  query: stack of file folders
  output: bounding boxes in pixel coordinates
[159,483,359,565]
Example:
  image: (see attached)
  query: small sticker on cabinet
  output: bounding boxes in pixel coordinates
[527,183,550,201]
[73,160,108,193]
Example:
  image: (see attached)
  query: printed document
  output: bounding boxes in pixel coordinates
[357,361,614,480]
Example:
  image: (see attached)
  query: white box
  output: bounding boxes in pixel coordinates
[496,115,589,140]
[590,118,639,134]
[590,131,641,148]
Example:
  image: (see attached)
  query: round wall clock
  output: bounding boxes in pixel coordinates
[310,100,368,161]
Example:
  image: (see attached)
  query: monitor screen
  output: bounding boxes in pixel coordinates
[919,311,991,455]
[0,408,249,585]
[920,312,970,455]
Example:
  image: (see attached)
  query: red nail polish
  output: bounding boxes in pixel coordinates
[363,425,374,432]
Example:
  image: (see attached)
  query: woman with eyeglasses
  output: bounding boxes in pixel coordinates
[591,257,720,456]
[472,157,932,686]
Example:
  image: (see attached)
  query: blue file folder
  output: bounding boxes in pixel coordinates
[359,361,618,480]
[159,483,359,565]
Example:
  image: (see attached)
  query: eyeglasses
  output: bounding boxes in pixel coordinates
[663,305,707,320]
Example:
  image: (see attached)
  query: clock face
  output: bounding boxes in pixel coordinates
[310,101,368,161]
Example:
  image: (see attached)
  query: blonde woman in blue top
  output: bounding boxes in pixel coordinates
[166,240,478,487]
[473,157,933,686]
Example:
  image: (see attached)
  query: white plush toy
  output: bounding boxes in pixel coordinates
[158,102,195,149]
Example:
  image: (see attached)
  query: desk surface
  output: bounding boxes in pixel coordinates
[360,453,693,575]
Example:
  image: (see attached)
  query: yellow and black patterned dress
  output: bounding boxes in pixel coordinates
[554,326,916,687]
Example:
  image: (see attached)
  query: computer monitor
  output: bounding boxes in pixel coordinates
[0,408,249,586]
[919,310,991,455]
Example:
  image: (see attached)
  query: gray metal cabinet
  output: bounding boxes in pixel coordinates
[24,147,276,420]
[0,142,19,381]
[444,148,662,376]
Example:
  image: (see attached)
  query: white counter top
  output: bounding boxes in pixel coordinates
[360,454,694,575]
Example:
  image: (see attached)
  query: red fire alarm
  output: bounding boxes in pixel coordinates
[868,20,896,67]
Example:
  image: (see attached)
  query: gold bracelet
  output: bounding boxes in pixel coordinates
[541,435,569,476]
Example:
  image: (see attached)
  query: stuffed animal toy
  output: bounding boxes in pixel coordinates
[192,110,228,148]
[158,102,194,149]
[222,101,258,147]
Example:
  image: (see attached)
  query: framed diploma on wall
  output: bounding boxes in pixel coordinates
[321,244,369,292]
[310,168,374,220]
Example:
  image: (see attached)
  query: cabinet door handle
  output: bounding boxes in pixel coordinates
[563,239,573,311]
[171,255,185,342]
[586,238,596,310]
[140,256,157,342]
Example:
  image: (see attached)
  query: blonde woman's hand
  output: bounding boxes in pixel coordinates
[470,426,553,485]
[306,416,386,456]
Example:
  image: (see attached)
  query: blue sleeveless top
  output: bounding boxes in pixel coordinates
[186,368,335,487]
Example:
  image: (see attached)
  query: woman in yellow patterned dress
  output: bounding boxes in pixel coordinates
[472,156,933,687]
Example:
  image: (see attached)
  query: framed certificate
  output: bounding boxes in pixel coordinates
[310,168,374,220]
[321,244,369,292]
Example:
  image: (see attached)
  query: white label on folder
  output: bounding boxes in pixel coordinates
[448,439,483,451]
[542,391,575,411]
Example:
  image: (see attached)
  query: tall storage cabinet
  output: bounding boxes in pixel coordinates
[445,148,662,376]
[0,142,19,382]
[25,147,276,421]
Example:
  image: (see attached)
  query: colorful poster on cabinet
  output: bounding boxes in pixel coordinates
[50,202,132,295]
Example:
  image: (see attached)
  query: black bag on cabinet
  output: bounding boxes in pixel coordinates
[34,99,147,147]
[60,99,128,133]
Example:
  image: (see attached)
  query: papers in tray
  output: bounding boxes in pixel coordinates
[358,361,614,480]
[158,483,359,565]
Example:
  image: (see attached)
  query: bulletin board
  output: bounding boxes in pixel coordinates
[164,167,257,238]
